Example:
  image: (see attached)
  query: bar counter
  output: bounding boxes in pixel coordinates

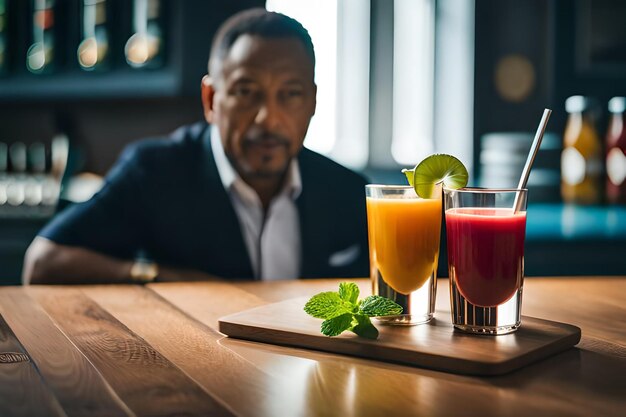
[0,277,624,416]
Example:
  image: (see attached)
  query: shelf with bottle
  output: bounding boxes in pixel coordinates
[0,0,264,100]
[0,134,68,219]
[0,0,173,100]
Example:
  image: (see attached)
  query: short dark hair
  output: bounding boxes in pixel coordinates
[208,8,315,79]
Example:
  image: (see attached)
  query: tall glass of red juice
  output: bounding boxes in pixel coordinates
[444,188,527,335]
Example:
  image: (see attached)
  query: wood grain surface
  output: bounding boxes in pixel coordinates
[82,285,287,417]
[0,288,131,417]
[0,277,624,417]
[28,287,232,417]
[147,281,270,329]
[522,277,626,352]
[0,312,66,417]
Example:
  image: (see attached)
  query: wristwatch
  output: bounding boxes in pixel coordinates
[129,259,159,283]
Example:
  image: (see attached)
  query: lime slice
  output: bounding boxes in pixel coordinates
[402,154,469,198]
[401,168,416,187]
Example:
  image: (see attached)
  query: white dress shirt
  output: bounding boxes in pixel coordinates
[210,126,302,280]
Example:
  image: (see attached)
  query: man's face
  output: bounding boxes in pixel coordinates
[203,35,316,180]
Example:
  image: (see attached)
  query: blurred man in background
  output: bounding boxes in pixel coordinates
[23,8,369,284]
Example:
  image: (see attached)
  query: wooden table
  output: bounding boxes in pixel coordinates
[1,277,625,417]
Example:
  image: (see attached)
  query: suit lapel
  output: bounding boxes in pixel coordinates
[200,127,255,278]
[297,151,331,278]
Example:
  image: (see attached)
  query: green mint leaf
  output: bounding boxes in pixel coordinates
[304,292,350,319]
[321,313,354,337]
[359,295,403,317]
[351,314,379,339]
[338,282,360,305]
[304,284,403,339]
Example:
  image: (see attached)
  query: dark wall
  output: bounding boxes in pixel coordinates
[473,0,555,177]
[552,0,626,134]
[474,0,626,171]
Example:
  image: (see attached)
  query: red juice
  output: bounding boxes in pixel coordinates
[446,208,526,307]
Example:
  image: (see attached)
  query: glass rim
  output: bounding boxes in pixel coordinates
[365,184,414,190]
[443,186,528,194]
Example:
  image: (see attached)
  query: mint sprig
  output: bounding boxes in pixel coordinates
[303,282,403,339]
[360,295,404,316]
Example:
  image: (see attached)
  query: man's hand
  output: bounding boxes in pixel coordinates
[23,237,224,285]
[23,237,135,285]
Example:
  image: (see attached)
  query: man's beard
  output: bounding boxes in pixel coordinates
[238,130,293,179]
[239,155,293,179]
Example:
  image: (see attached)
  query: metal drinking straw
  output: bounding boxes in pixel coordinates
[514,108,552,213]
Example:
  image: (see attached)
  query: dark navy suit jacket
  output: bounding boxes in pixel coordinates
[40,123,370,279]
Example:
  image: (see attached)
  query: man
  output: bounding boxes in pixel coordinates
[23,8,369,284]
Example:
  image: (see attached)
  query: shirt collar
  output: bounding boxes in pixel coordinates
[210,125,302,200]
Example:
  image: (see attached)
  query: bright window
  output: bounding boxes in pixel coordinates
[391,0,435,165]
[266,0,473,173]
[266,0,370,169]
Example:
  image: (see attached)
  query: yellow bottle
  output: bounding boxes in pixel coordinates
[561,96,602,204]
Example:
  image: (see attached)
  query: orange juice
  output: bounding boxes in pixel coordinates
[366,196,442,294]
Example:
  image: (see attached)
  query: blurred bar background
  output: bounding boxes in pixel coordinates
[0,0,624,283]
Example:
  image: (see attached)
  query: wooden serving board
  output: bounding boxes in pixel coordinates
[218,297,581,376]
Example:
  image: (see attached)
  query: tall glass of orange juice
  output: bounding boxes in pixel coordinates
[365,185,442,325]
